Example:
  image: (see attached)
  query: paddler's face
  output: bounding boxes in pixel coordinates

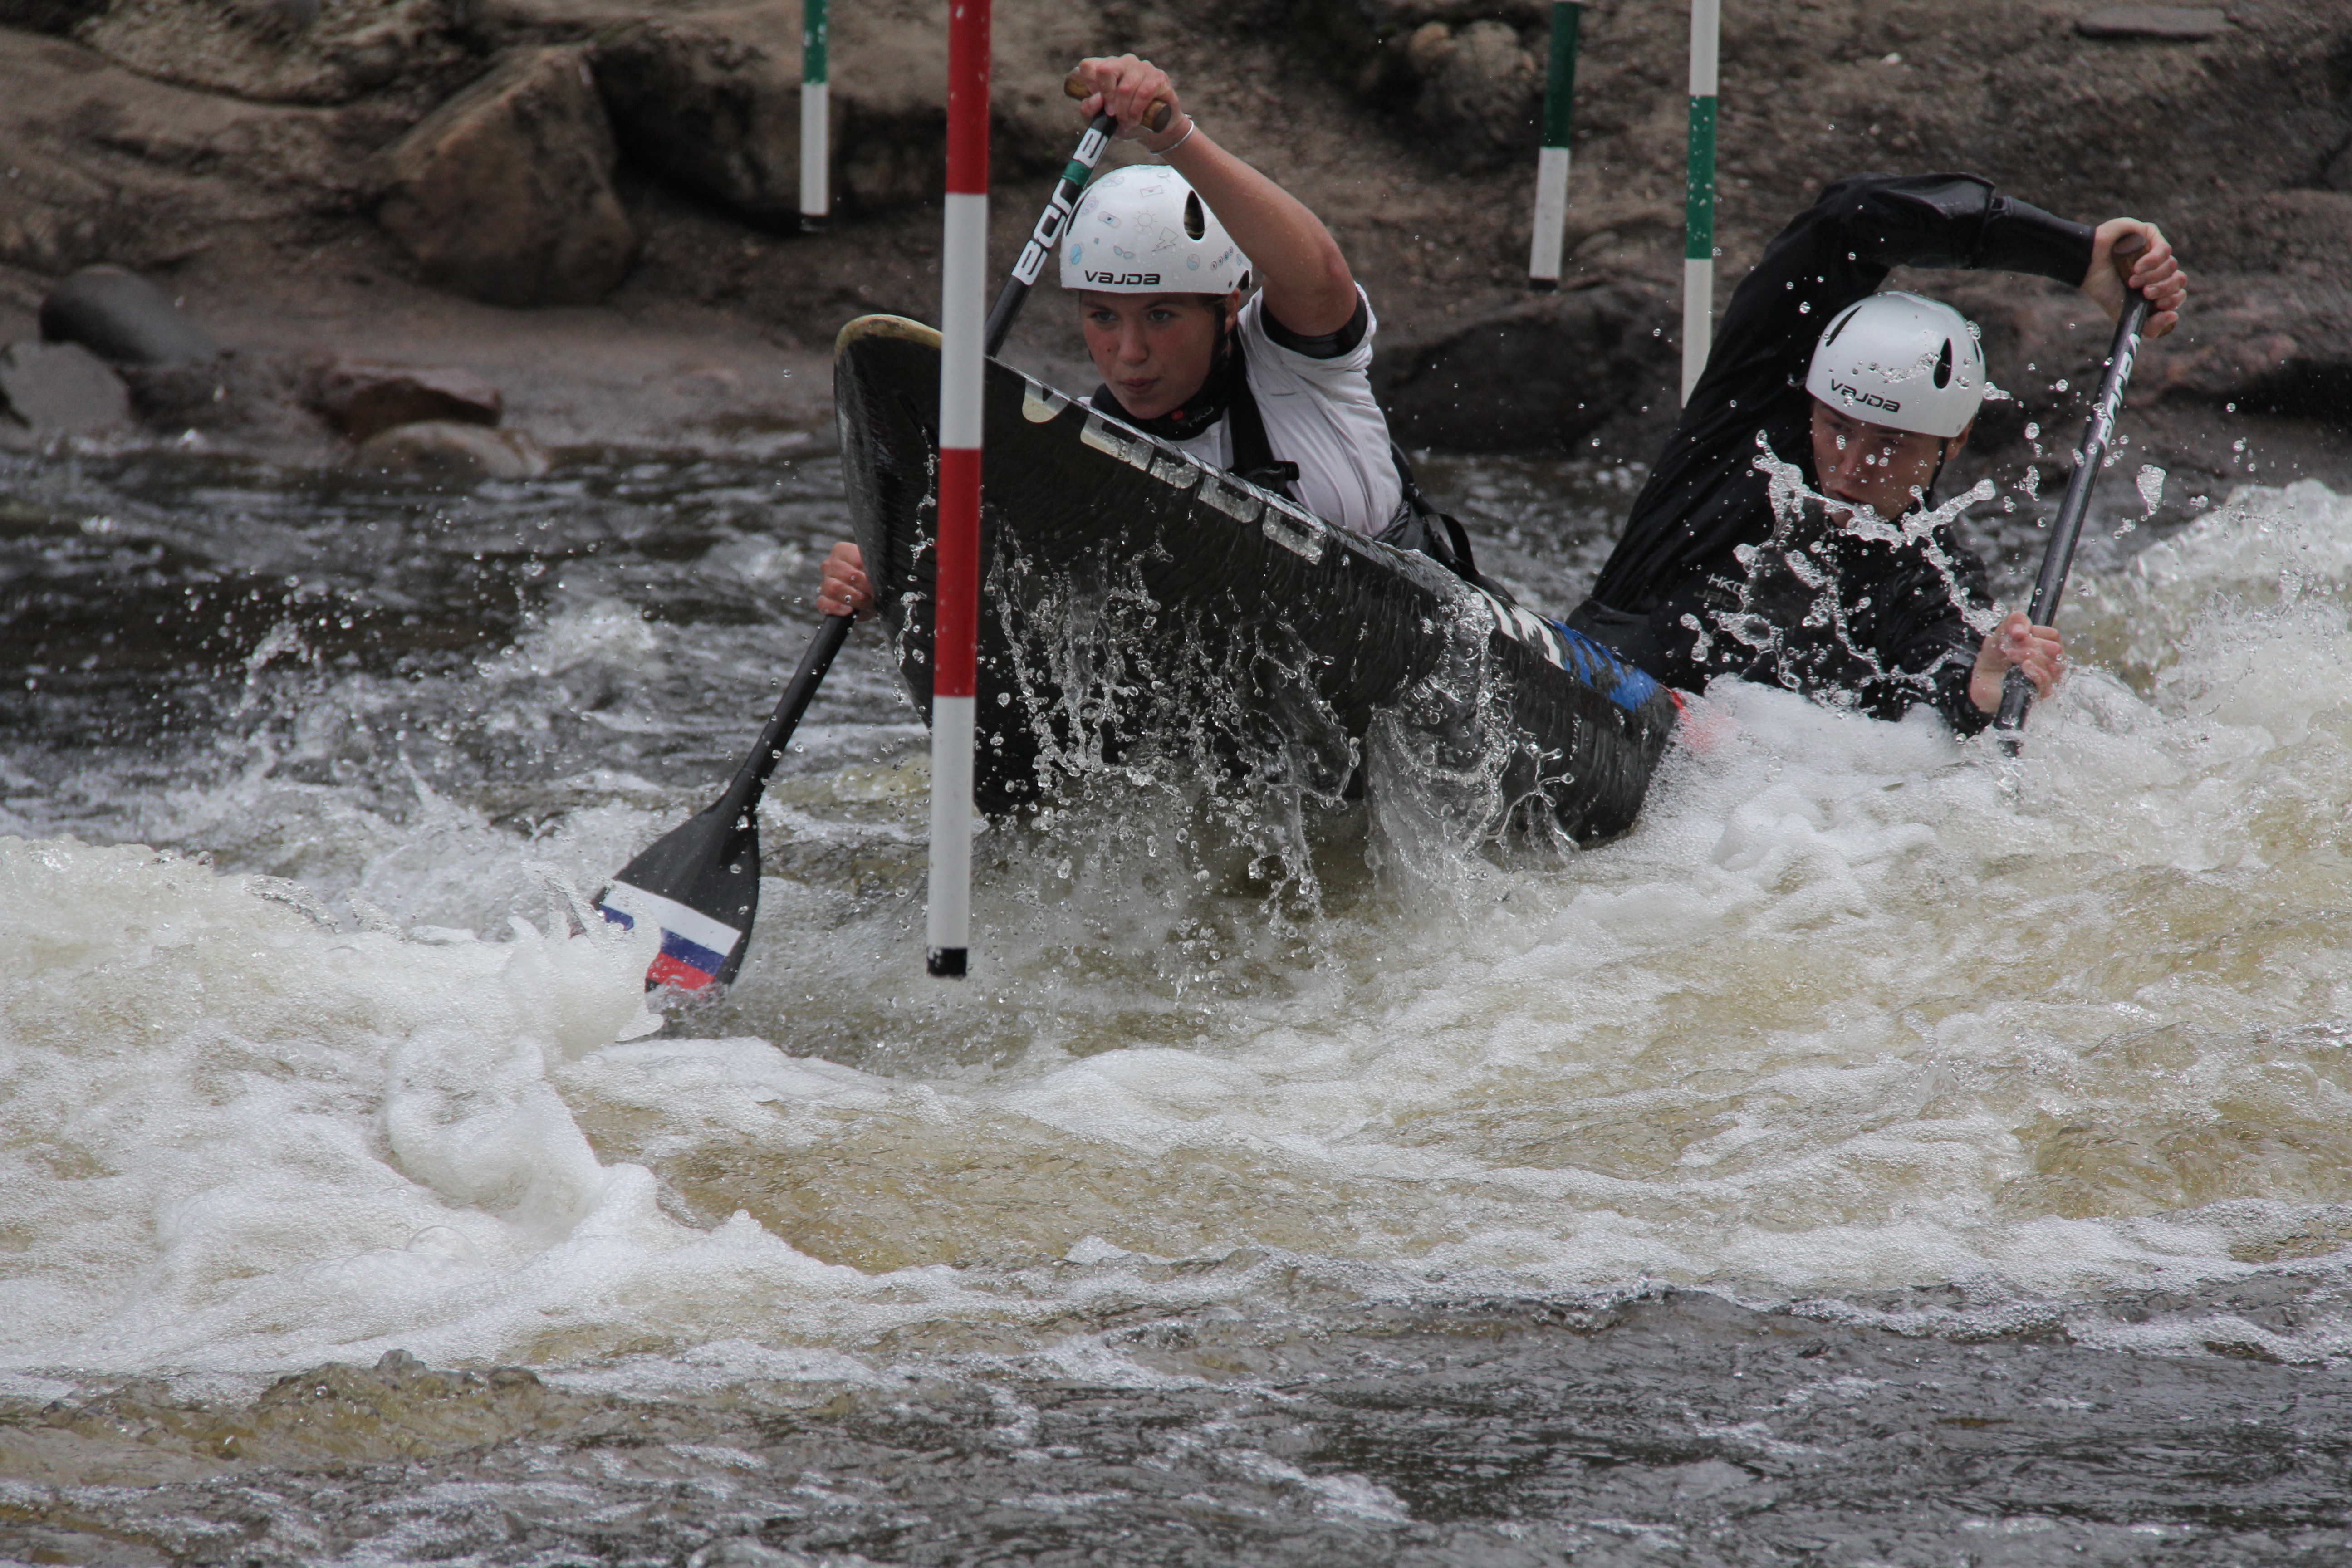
[1809,398,1968,522]
[1077,291,1242,421]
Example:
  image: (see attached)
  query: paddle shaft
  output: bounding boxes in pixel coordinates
[980,74,1178,356]
[984,114,1116,356]
[1993,244,2152,751]
[718,612,855,823]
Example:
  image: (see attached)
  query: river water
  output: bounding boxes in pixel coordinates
[4,434,2352,1565]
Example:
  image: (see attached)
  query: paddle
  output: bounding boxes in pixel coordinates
[1992,234,2152,756]
[596,612,853,990]
[596,72,1175,993]
[980,73,1173,356]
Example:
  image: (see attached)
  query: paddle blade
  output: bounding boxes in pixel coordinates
[597,804,761,992]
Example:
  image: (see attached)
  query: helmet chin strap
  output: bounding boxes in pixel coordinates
[1908,435,1962,514]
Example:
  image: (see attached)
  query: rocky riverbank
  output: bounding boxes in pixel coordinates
[0,0,2346,503]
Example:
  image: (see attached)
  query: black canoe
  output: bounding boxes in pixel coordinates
[833,314,1678,844]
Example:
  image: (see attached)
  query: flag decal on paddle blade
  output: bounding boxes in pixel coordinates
[597,880,744,991]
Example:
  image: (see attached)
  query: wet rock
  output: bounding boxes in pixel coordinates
[375,46,638,307]
[350,418,550,483]
[78,0,472,106]
[2076,6,2232,40]
[40,266,220,366]
[309,358,504,440]
[1377,284,1675,452]
[0,341,132,436]
[593,9,811,224]
[116,352,322,442]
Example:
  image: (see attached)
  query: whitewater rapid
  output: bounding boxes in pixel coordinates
[6,470,2350,1389]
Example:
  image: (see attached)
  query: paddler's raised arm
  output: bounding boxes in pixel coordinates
[1070,54,1359,338]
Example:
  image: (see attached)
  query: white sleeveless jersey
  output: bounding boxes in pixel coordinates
[1088,288,1408,538]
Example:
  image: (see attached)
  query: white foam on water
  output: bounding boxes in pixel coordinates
[7,483,2352,1375]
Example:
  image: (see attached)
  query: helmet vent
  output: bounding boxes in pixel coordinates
[1934,338,1954,389]
[1182,191,1206,241]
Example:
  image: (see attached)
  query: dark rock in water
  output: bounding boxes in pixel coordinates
[1377,284,1675,452]
[0,0,108,34]
[375,47,638,308]
[350,420,550,484]
[593,10,807,224]
[2077,6,2231,39]
[40,266,220,366]
[310,359,504,441]
[0,340,132,436]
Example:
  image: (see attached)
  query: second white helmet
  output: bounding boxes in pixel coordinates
[1060,165,1251,295]
[1804,290,1986,440]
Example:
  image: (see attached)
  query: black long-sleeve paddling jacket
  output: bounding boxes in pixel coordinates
[1568,173,2096,734]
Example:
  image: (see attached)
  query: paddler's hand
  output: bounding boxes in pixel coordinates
[1969,609,2063,714]
[1070,54,1191,154]
[817,540,873,620]
[2084,219,2186,340]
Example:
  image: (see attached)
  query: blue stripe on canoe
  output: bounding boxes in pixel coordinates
[1548,621,1662,712]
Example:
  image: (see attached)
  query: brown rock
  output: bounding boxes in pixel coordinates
[375,46,638,308]
[0,341,132,436]
[1415,19,1539,166]
[78,0,472,106]
[2076,6,2231,41]
[350,419,550,483]
[592,10,812,223]
[311,359,504,440]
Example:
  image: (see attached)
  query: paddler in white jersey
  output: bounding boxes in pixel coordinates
[818,52,1421,619]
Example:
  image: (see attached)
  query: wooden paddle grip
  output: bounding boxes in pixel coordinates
[1063,69,1175,133]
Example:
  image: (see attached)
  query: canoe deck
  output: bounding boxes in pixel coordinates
[833,314,1677,844]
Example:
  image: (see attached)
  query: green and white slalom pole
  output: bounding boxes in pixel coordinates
[1527,1,1582,290]
[1681,0,1720,403]
[799,0,829,229]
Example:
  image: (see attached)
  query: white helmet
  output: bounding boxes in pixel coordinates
[1060,165,1250,295]
[1803,290,1986,439]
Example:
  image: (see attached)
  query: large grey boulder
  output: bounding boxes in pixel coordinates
[1377,285,1674,452]
[375,46,638,307]
[0,340,132,436]
[40,265,220,365]
[593,10,809,223]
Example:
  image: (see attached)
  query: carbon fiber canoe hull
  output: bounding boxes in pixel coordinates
[833,314,1677,843]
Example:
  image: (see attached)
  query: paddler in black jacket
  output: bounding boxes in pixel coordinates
[1564,173,2189,734]
[820,52,1422,619]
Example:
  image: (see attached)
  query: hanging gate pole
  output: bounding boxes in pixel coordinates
[800,0,829,228]
[1527,1,1583,290]
[1680,0,1720,403]
[927,0,989,980]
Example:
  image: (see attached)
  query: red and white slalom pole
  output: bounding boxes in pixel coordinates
[927,0,990,980]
